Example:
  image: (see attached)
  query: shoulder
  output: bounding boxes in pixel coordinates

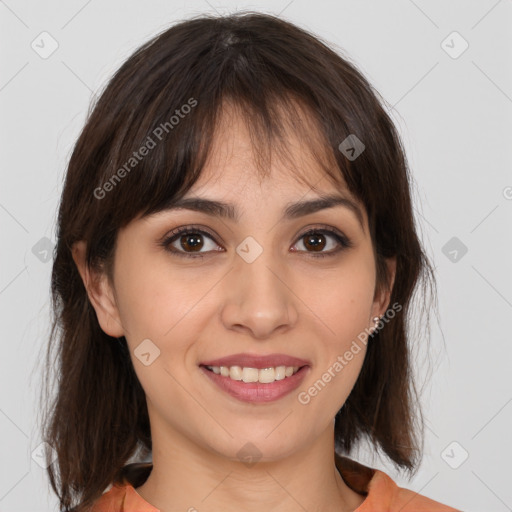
[335,454,461,512]
[90,482,160,512]
[360,469,461,511]
[89,463,155,512]
[89,482,127,512]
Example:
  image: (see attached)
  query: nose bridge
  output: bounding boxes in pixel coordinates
[221,234,296,337]
[237,234,288,302]
[239,243,283,292]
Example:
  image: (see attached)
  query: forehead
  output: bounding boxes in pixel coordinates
[168,104,367,232]
[190,100,350,198]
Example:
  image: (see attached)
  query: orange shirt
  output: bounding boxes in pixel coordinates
[90,457,460,511]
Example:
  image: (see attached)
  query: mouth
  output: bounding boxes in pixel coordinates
[199,363,310,403]
[200,363,306,384]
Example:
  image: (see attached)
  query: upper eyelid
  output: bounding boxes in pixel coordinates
[162,224,350,247]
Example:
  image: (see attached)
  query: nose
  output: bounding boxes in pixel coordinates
[220,248,298,340]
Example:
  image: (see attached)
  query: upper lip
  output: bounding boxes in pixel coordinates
[200,353,311,369]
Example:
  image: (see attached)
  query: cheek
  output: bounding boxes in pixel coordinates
[113,248,216,343]
[294,252,375,407]
[299,254,376,342]
[114,242,376,346]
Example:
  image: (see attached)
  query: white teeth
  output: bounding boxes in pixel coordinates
[205,365,301,383]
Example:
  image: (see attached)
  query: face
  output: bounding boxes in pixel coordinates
[75,107,395,464]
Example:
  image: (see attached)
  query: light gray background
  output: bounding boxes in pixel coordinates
[1,1,511,511]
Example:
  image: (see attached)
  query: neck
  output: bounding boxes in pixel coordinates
[134,420,365,512]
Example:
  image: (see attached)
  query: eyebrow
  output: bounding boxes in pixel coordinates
[163,193,365,230]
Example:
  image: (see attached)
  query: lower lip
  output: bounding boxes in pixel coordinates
[200,365,310,403]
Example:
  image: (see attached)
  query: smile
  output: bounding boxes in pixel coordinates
[204,365,301,384]
[200,364,310,403]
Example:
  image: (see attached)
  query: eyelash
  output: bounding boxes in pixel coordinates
[159,225,353,259]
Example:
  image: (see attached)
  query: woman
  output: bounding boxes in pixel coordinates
[40,11,460,512]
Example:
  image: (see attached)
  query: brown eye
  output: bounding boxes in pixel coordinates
[292,228,352,258]
[302,233,327,252]
[161,227,221,258]
[160,226,353,260]
[178,233,205,252]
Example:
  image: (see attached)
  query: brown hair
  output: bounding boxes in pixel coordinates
[39,11,436,511]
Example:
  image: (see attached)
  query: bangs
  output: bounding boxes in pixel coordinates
[144,94,349,214]
[95,84,354,233]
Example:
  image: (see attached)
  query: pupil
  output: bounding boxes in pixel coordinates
[305,234,325,252]
[181,234,203,252]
